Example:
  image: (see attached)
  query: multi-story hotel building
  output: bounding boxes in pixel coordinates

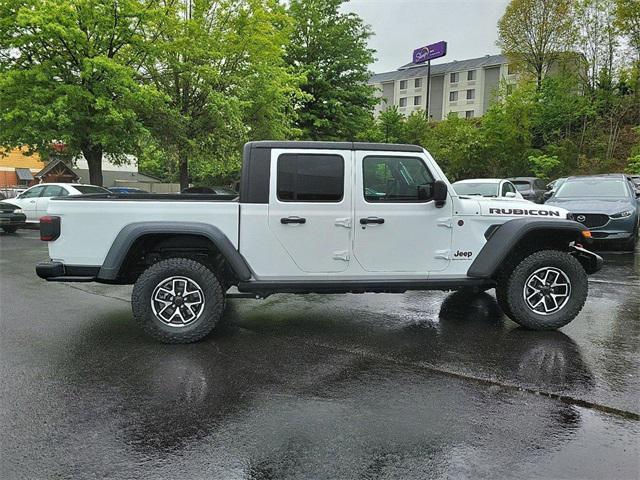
[369,54,517,119]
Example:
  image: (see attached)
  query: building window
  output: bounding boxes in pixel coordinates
[465,110,474,119]
[507,64,517,75]
[414,96,422,106]
[506,84,514,95]
[277,153,344,202]
[399,97,408,107]
[414,78,422,88]
[450,72,459,83]
[466,89,475,100]
[467,70,476,81]
[449,91,458,102]
[399,80,407,90]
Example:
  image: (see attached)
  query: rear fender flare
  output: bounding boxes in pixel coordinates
[97,222,252,281]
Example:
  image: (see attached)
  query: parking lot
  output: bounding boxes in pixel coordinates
[1,230,638,479]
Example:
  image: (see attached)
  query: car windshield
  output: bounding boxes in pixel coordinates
[453,182,498,197]
[73,185,110,194]
[554,179,628,198]
[512,181,531,192]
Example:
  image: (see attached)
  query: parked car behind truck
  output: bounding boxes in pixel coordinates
[546,174,639,251]
[36,141,602,343]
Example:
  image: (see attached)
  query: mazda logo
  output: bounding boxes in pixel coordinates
[577,215,586,222]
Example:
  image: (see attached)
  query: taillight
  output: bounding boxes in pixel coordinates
[40,216,61,241]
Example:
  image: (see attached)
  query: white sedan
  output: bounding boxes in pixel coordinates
[9,183,110,222]
[452,178,527,201]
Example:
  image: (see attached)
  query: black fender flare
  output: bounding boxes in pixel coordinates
[467,218,588,278]
[97,222,252,281]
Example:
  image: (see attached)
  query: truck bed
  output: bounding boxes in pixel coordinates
[46,194,240,267]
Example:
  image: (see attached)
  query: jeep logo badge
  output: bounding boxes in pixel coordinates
[577,215,586,222]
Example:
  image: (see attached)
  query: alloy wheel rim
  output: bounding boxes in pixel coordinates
[523,267,571,316]
[151,276,205,327]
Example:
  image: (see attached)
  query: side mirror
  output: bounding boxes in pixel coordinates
[418,181,447,207]
[433,180,448,207]
[505,191,516,198]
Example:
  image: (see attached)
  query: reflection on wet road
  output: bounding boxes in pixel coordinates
[1,231,638,479]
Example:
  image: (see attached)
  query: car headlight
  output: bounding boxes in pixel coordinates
[13,208,22,214]
[610,210,633,219]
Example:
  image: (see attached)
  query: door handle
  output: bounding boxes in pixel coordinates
[281,216,306,224]
[360,217,385,225]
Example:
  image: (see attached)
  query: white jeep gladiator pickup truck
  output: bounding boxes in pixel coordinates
[36,141,603,343]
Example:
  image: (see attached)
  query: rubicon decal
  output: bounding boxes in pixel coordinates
[488,208,561,217]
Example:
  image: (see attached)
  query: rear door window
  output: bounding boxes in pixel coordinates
[73,185,110,194]
[42,185,69,197]
[277,154,344,202]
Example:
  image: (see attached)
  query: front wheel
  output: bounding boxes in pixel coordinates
[498,250,588,330]
[132,257,225,343]
[2,226,18,233]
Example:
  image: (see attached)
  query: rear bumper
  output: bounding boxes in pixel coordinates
[36,261,99,282]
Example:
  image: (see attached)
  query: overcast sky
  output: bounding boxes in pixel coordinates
[343,0,510,73]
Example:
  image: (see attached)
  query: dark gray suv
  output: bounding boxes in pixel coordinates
[546,174,639,251]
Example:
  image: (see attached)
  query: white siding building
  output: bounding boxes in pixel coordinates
[369,54,517,120]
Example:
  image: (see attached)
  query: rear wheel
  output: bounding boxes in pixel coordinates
[2,226,18,233]
[498,250,588,330]
[132,257,225,343]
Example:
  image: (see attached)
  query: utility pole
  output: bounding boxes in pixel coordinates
[425,59,431,121]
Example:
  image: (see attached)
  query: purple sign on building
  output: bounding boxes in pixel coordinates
[412,41,447,64]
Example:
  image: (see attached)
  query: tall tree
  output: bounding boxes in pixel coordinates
[614,0,640,62]
[574,0,620,90]
[497,0,576,89]
[286,0,377,141]
[143,0,301,189]
[0,0,166,185]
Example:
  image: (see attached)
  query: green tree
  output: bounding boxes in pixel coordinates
[497,0,576,89]
[376,107,405,144]
[286,0,377,140]
[615,0,640,61]
[0,0,167,185]
[528,153,561,178]
[143,0,302,189]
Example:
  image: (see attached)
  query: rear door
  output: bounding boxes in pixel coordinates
[38,185,69,217]
[267,149,352,273]
[353,151,452,273]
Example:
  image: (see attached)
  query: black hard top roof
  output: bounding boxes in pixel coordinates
[245,141,423,153]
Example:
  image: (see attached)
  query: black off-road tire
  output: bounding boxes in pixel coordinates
[500,250,588,330]
[132,257,225,344]
[2,226,18,233]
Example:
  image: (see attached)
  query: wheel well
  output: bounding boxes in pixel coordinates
[495,229,580,280]
[117,233,237,286]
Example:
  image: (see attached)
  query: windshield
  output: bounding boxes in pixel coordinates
[512,181,531,192]
[554,179,628,198]
[453,182,499,197]
[73,185,110,194]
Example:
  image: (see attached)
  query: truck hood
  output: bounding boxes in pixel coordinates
[475,197,569,219]
[545,197,635,215]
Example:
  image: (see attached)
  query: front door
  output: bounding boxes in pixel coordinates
[13,185,47,221]
[353,152,452,273]
[268,149,352,273]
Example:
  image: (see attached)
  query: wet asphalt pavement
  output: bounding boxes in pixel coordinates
[1,231,638,479]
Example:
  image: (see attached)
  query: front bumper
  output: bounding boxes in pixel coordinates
[571,245,604,274]
[36,261,99,282]
[0,212,26,226]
